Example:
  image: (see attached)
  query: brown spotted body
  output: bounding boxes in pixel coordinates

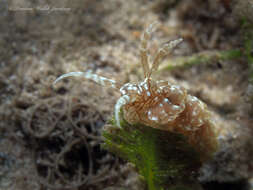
[120,78,187,127]
[119,76,217,158]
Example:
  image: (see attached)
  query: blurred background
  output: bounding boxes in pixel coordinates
[1,0,253,189]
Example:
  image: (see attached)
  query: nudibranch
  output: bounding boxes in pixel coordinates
[54,22,218,157]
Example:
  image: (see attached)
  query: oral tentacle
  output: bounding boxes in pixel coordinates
[115,95,130,128]
[53,71,120,89]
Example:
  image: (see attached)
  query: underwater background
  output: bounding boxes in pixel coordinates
[1,0,253,190]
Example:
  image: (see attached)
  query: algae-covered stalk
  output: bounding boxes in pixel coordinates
[54,23,219,190]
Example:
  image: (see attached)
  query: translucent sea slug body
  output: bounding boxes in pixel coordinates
[54,22,218,159]
[117,74,217,160]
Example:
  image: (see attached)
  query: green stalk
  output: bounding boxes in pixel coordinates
[241,18,253,82]
[159,50,242,71]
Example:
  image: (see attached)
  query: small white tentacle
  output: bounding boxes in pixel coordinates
[115,95,130,128]
[149,38,183,77]
[53,71,119,89]
[140,21,159,78]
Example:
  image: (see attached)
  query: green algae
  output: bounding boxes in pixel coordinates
[103,117,203,190]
